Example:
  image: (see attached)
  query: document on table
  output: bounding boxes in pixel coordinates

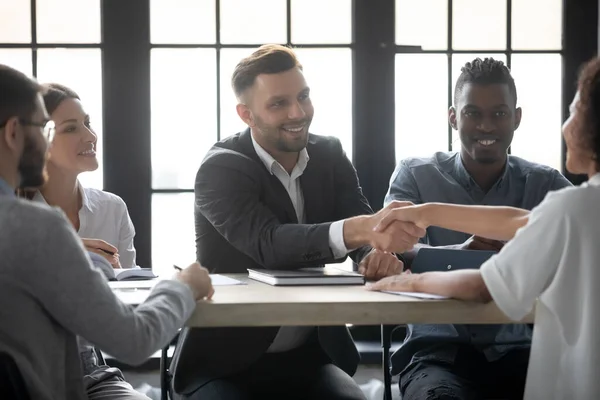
[383,291,449,300]
[210,274,246,286]
[109,274,246,290]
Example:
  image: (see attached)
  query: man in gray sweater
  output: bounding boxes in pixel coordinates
[0,64,214,399]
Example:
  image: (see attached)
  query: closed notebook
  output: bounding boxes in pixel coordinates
[411,248,497,274]
[110,268,157,281]
[247,267,364,286]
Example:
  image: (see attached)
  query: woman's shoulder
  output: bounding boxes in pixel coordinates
[82,187,127,210]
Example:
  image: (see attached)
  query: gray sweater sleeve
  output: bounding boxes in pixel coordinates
[17,206,197,366]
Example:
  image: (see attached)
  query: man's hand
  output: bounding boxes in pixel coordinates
[358,249,404,281]
[368,221,426,253]
[82,238,120,268]
[373,201,429,232]
[343,201,425,253]
[174,262,214,301]
[461,236,504,252]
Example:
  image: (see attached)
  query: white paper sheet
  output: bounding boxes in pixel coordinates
[383,291,449,300]
[109,274,246,290]
[210,274,246,286]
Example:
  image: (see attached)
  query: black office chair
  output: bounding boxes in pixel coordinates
[0,352,30,400]
[160,332,182,400]
[381,325,406,400]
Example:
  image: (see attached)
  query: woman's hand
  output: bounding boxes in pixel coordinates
[82,238,121,268]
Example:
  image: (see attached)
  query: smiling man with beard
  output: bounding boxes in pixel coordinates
[179,44,426,400]
[384,58,573,400]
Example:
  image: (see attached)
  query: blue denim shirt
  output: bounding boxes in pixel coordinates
[384,152,572,375]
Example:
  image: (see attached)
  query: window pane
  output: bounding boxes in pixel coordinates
[0,49,32,76]
[0,0,30,43]
[36,49,103,189]
[220,0,286,44]
[450,53,507,150]
[395,54,448,162]
[396,0,447,50]
[36,0,101,43]
[152,193,196,277]
[512,0,562,50]
[510,54,562,170]
[151,49,217,189]
[219,48,258,139]
[452,0,506,50]
[291,0,351,44]
[294,48,353,156]
[150,0,216,44]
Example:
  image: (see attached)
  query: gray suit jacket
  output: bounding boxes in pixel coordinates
[170,129,373,394]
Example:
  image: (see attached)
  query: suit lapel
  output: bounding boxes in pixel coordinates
[239,129,298,223]
[299,139,322,224]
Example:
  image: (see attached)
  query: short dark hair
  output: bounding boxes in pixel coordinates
[41,83,80,115]
[454,57,517,106]
[231,44,303,98]
[0,64,42,125]
[576,57,600,165]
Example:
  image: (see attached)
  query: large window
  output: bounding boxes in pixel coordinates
[2,0,591,278]
[0,0,103,189]
[395,0,563,171]
[149,0,352,276]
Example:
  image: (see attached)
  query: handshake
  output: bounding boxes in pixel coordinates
[345,201,430,253]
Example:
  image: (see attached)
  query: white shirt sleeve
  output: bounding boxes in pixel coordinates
[329,220,350,259]
[480,190,568,321]
[117,198,137,268]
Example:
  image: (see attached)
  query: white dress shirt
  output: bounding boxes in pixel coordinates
[480,173,600,399]
[251,135,350,353]
[33,182,137,268]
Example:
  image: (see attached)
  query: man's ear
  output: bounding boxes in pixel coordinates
[236,103,255,127]
[514,107,522,130]
[2,117,21,152]
[448,106,458,130]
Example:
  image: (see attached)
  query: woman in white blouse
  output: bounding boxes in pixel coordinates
[33,83,136,269]
[32,83,146,400]
[369,58,600,399]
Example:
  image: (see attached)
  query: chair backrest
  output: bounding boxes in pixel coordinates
[0,352,30,400]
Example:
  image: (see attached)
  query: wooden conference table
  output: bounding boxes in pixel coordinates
[111,274,534,326]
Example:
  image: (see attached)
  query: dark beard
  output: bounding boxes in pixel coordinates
[18,132,47,189]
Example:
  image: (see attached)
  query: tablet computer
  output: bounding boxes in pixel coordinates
[411,247,497,274]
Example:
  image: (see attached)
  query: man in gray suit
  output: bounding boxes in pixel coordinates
[171,45,426,400]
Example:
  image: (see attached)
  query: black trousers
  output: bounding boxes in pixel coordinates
[400,346,530,400]
[183,340,365,400]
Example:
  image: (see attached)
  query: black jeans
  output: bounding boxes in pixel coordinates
[185,341,365,400]
[400,346,530,400]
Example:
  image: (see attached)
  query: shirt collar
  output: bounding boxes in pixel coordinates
[587,173,600,186]
[0,178,15,198]
[31,181,93,212]
[453,153,510,190]
[251,133,310,175]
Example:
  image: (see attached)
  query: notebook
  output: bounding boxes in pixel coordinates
[247,267,365,286]
[411,248,497,274]
[110,268,157,281]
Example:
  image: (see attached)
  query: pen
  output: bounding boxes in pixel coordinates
[98,248,115,256]
[173,264,183,272]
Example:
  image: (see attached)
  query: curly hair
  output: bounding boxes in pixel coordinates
[576,57,600,165]
[454,57,517,106]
